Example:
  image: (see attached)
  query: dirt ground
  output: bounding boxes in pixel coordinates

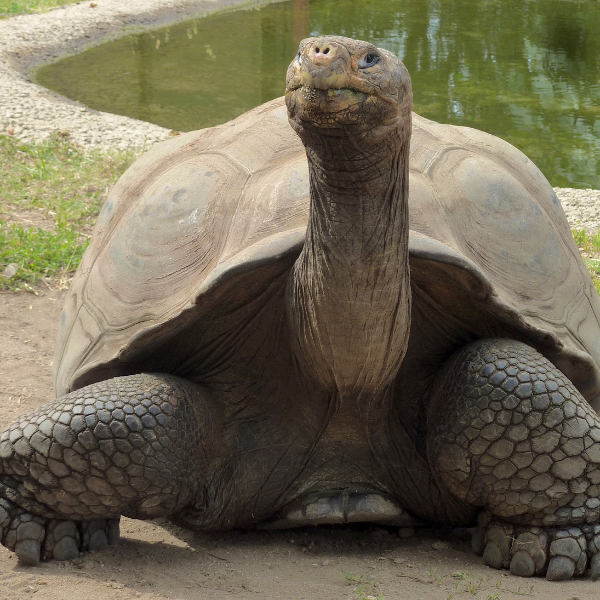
[0,290,597,600]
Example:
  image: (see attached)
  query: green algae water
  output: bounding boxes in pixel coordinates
[36,0,600,188]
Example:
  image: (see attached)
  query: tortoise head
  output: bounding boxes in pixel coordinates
[285,36,412,141]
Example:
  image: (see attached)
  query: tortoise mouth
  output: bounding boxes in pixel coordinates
[286,85,369,118]
[287,84,367,99]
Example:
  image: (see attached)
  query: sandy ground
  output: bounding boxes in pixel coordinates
[0,291,598,600]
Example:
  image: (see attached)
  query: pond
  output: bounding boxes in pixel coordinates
[36,0,600,188]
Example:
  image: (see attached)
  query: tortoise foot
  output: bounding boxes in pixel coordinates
[429,338,600,581]
[0,497,119,565]
[0,373,224,563]
[472,512,600,580]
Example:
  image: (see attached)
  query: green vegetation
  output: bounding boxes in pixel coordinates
[0,0,80,18]
[0,133,136,290]
[341,569,384,600]
[449,571,534,598]
[573,229,600,294]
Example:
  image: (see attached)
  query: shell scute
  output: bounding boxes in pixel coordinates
[54,99,600,410]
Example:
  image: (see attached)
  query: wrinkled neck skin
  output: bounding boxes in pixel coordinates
[287,120,411,405]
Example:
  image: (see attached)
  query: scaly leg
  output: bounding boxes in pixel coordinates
[428,339,600,581]
[0,373,222,564]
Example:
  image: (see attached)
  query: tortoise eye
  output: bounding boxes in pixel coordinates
[359,53,380,69]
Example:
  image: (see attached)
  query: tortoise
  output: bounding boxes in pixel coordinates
[2,36,600,581]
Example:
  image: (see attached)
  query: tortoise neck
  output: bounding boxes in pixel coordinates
[287,124,412,401]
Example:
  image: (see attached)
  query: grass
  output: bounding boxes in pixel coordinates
[0,0,80,18]
[341,569,384,600]
[573,228,600,294]
[449,571,534,599]
[0,133,136,291]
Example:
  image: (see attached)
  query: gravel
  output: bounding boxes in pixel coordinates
[0,0,255,151]
[553,187,600,234]
[0,0,598,232]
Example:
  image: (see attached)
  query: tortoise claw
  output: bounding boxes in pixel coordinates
[590,553,600,581]
[546,555,576,581]
[547,529,587,579]
[475,517,600,581]
[79,518,120,552]
[509,551,536,578]
[0,497,120,565]
[43,520,80,561]
[510,530,548,576]
[481,520,513,570]
[1,499,45,565]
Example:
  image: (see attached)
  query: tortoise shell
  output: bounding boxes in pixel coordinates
[54,97,600,411]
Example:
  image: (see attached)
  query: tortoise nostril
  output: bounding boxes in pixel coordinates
[310,42,336,62]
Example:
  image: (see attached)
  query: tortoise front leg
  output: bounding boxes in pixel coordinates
[0,373,222,564]
[427,338,600,581]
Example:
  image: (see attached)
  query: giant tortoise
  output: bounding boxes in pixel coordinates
[2,36,600,581]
